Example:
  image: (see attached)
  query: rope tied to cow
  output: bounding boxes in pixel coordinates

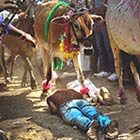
[44,1,70,42]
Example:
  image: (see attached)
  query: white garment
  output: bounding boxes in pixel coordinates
[107,73,118,81]
[94,71,110,78]
[0,10,19,23]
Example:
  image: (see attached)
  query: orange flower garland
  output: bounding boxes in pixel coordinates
[59,40,79,60]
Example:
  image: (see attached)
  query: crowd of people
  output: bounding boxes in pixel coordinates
[58,0,118,82]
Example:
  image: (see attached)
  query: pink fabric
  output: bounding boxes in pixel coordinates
[80,87,89,95]
[42,80,51,90]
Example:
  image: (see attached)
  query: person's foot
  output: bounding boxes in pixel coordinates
[0,129,8,140]
[87,120,99,140]
[107,73,118,82]
[105,120,119,140]
[94,71,110,78]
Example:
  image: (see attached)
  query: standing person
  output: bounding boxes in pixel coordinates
[91,0,118,81]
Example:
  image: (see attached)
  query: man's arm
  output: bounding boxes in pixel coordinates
[0,0,18,12]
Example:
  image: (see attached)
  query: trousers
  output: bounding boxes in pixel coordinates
[59,99,111,131]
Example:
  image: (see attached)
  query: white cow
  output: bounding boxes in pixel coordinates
[106,0,140,104]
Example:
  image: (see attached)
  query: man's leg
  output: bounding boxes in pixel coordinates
[61,107,94,130]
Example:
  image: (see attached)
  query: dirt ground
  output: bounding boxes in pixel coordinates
[0,56,140,140]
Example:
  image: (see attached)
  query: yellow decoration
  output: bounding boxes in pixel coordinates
[59,40,79,60]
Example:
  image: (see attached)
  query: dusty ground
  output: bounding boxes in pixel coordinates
[0,56,140,140]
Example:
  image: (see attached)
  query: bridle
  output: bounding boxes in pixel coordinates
[68,7,91,49]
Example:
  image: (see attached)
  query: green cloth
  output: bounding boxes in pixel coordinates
[44,1,70,42]
[53,57,64,70]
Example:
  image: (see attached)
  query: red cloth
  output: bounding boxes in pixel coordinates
[80,87,89,95]
[42,80,51,90]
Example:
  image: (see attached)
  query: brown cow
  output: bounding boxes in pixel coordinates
[1,17,37,89]
[34,0,102,91]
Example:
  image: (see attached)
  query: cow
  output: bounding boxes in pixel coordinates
[1,16,37,89]
[105,0,140,104]
[0,18,37,89]
[0,0,37,89]
[34,0,102,92]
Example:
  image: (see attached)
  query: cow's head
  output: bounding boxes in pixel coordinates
[48,7,103,56]
[66,8,103,54]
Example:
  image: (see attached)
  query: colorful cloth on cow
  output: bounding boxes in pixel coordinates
[53,57,64,70]
[59,99,111,131]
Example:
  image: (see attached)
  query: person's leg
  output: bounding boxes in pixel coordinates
[61,107,94,130]
[77,100,112,131]
[78,100,98,120]
[102,26,115,73]
[94,23,106,72]
[93,24,110,77]
[102,26,118,81]
[59,100,94,130]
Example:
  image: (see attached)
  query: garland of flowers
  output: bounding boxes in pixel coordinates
[59,34,80,60]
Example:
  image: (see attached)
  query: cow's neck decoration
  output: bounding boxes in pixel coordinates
[59,40,79,60]
[45,2,70,41]
[58,21,80,60]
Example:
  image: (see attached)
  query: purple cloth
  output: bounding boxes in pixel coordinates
[0,15,13,30]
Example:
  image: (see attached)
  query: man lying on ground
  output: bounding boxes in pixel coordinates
[46,88,119,140]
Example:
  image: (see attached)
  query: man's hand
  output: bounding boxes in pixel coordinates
[0,0,18,12]
[20,32,36,48]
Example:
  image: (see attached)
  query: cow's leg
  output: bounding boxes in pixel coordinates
[108,33,126,104]
[9,54,16,80]
[73,56,85,87]
[21,56,37,89]
[40,47,53,93]
[0,45,9,83]
[21,65,28,87]
[129,60,140,102]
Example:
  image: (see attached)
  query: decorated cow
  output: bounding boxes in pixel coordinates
[106,0,140,104]
[34,0,102,92]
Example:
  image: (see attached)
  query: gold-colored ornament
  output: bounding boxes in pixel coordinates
[59,40,79,60]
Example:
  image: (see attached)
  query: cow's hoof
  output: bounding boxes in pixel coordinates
[137,95,140,103]
[120,97,127,104]
[31,83,37,89]
[136,87,140,103]
[30,79,37,89]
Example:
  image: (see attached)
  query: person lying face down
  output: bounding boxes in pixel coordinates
[46,89,119,140]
